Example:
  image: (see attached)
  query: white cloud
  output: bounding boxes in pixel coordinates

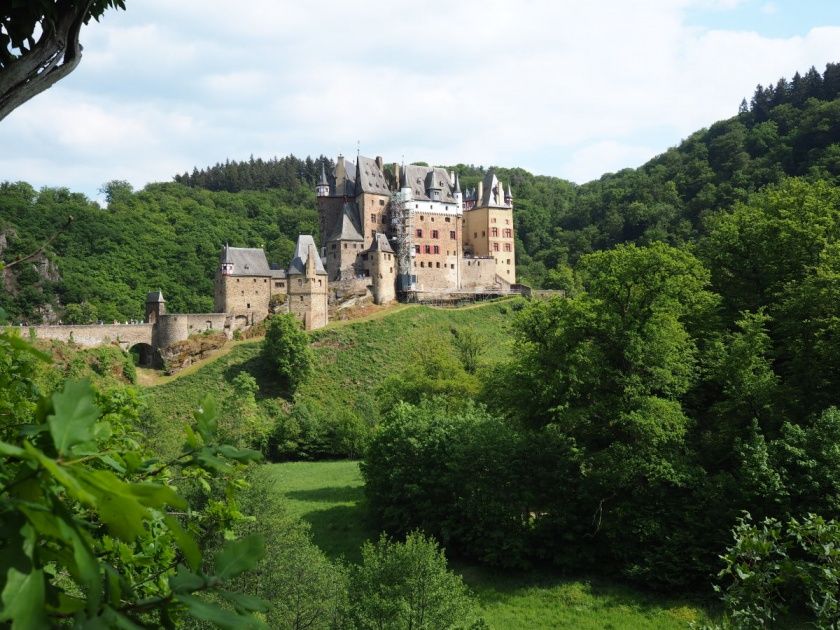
[1,0,839,195]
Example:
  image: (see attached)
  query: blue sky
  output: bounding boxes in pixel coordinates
[1,0,839,200]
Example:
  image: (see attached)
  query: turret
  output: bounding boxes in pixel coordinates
[145,290,165,324]
[316,162,329,197]
[453,173,463,210]
[505,182,513,207]
[426,170,442,202]
[400,164,412,200]
[220,243,234,275]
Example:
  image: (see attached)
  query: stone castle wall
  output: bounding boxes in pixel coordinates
[460,256,499,290]
[21,323,154,349]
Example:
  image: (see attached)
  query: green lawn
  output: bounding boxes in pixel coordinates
[258,460,715,629]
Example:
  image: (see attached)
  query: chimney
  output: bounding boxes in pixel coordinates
[375,156,384,171]
[477,180,484,205]
[393,162,400,189]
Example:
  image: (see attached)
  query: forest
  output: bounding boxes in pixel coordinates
[3,64,840,627]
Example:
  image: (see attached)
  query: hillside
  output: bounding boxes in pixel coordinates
[2,64,839,323]
[141,300,520,460]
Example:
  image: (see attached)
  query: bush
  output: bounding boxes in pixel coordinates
[262,313,313,392]
[347,531,484,630]
[714,513,840,628]
[362,397,533,567]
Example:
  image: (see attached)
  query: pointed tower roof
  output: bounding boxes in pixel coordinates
[454,173,461,193]
[146,290,165,303]
[288,235,327,275]
[327,203,364,242]
[368,232,394,253]
[318,162,328,186]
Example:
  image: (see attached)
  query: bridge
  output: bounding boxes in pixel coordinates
[19,322,154,351]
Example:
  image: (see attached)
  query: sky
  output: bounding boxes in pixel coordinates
[1,0,840,200]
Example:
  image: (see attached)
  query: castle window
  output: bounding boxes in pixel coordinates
[298,279,302,286]
[432,230,439,239]
[379,199,385,206]
[491,228,498,237]
[247,303,251,309]
[331,244,337,250]
[445,216,451,222]
[300,296,304,301]
[507,259,511,264]
[492,218,497,223]
[450,230,456,240]
[504,229,513,238]
[482,231,486,237]
[436,262,440,268]
[371,213,376,223]
[241,291,244,295]
[390,267,393,272]
[416,228,423,237]
[431,217,434,222]
[474,232,477,238]
[504,243,512,252]
[344,243,347,249]
[318,279,322,286]
[264,279,267,282]
[415,245,420,254]
[425,245,431,254]
[450,264,455,269]
[236,278,240,283]
[506,219,510,225]
[420,261,425,268]
[493,243,499,252]
[433,245,440,254]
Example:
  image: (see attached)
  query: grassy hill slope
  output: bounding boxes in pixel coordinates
[141,300,520,459]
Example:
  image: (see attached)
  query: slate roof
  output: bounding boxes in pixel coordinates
[328,203,364,242]
[146,290,165,303]
[478,171,509,208]
[368,232,394,253]
[269,267,287,279]
[401,165,457,203]
[288,235,327,276]
[220,246,272,276]
[318,162,328,186]
[329,159,356,196]
[355,155,391,195]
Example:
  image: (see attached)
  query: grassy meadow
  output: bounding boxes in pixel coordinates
[258,460,715,629]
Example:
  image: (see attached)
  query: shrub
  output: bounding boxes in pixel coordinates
[347,531,484,630]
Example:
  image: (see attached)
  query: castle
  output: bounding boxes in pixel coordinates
[213,154,519,331]
[316,155,516,303]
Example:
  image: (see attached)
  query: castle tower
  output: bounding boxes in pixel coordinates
[366,232,396,305]
[462,170,516,285]
[325,202,365,282]
[316,162,329,197]
[453,173,463,211]
[287,235,328,330]
[145,290,165,324]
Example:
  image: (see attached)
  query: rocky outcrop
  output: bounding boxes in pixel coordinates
[158,331,227,374]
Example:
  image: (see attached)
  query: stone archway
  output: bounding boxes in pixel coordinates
[128,342,157,368]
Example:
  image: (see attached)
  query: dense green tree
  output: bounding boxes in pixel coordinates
[262,314,313,393]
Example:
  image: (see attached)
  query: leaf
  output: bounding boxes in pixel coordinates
[0,568,47,630]
[4,335,51,363]
[24,442,96,505]
[74,468,150,542]
[213,535,264,581]
[128,482,186,510]
[164,517,201,571]
[48,380,100,456]
[168,565,205,594]
[193,396,218,442]
[217,444,262,463]
[219,590,270,614]
[0,441,25,458]
[175,594,266,630]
